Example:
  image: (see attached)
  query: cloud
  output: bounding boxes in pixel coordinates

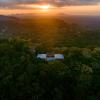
[52,0,100,5]
[0,0,100,4]
[0,0,100,9]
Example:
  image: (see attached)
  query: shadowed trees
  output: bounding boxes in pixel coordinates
[0,39,100,100]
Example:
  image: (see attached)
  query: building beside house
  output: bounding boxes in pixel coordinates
[37,53,64,61]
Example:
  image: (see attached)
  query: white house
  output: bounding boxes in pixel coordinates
[37,54,64,61]
[37,54,46,59]
[55,54,64,60]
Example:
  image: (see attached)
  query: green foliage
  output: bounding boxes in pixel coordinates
[1,17,100,48]
[0,39,100,100]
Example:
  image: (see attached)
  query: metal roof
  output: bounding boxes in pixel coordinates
[55,54,64,59]
[37,54,46,59]
[37,54,64,60]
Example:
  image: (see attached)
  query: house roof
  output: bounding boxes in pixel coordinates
[47,54,54,57]
[55,54,64,59]
[37,54,64,60]
[37,54,46,59]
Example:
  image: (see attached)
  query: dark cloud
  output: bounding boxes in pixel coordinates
[0,0,100,8]
[0,0,99,4]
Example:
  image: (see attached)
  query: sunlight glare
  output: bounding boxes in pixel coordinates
[39,5,50,10]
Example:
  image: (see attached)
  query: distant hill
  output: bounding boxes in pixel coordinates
[0,14,100,28]
[0,14,100,47]
[59,15,100,29]
[0,15,18,21]
[13,14,100,29]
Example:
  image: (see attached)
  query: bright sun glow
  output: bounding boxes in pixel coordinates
[39,5,50,10]
[18,4,52,10]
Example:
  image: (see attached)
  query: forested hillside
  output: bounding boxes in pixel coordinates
[0,15,100,48]
[0,39,100,100]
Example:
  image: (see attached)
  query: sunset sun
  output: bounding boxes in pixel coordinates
[39,5,50,10]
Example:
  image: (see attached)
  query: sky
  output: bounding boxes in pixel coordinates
[0,0,100,5]
[0,0,100,15]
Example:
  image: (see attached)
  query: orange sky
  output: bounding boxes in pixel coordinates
[0,5,100,15]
